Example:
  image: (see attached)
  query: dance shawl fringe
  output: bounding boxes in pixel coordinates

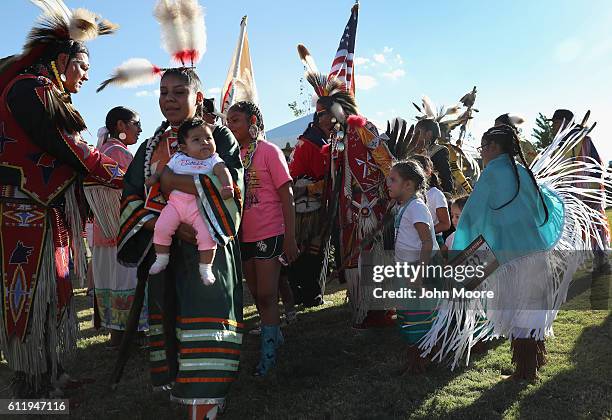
[64,183,87,288]
[0,231,78,387]
[84,184,121,239]
[418,123,612,369]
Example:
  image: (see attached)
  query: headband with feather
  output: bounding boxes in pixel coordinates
[96,0,206,92]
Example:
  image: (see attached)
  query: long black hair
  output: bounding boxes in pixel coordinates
[482,124,548,223]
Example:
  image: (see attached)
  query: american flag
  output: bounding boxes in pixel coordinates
[328,3,359,96]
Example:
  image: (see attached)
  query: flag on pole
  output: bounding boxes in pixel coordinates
[220,16,258,113]
[328,2,359,96]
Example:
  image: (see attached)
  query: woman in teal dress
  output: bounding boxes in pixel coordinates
[421,123,609,380]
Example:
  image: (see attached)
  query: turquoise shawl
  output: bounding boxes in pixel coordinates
[452,154,565,264]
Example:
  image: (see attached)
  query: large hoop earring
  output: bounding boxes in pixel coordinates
[248,124,260,140]
[118,132,127,140]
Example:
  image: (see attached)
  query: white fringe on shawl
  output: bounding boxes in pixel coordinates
[419,122,612,369]
[0,227,78,386]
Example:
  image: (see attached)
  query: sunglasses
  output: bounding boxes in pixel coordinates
[476,142,491,153]
[127,120,141,128]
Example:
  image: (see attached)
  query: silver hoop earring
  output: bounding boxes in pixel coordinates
[118,132,127,140]
[248,124,259,140]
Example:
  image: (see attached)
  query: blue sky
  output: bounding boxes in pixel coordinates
[2,0,612,162]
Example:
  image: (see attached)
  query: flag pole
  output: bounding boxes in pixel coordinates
[220,16,248,112]
[233,16,248,80]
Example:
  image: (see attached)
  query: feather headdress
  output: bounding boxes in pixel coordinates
[97,0,206,92]
[0,0,118,90]
[297,43,358,122]
[155,0,206,66]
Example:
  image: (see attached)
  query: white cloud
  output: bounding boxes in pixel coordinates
[153,89,160,96]
[135,90,150,97]
[354,56,370,66]
[207,87,221,95]
[382,69,406,80]
[355,74,378,90]
[373,53,386,64]
[395,54,404,65]
[583,38,612,63]
[554,38,583,63]
[383,46,393,54]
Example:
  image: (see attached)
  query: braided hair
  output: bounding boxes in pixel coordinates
[412,154,441,190]
[391,159,428,200]
[482,124,548,223]
[228,101,265,131]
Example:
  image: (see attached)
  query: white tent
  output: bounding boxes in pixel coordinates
[265,113,314,149]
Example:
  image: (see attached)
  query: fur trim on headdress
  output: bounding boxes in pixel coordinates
[347,114,367,128]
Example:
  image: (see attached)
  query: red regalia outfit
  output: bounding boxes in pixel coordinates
[297,45,394,325]
[0,1,121,396]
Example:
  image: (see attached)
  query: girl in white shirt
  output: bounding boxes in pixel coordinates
[387,159,439,374]
[413,154,451,247]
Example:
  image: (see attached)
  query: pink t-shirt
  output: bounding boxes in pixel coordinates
[240,140,292,242]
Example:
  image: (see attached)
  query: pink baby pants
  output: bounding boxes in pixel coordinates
[154,191,217,251]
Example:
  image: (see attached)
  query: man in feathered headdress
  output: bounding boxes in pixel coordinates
[411,95,478,194]
[0,0,121,397]
[297,44,395,328]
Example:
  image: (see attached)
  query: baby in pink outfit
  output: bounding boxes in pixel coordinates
[146,118,234,285]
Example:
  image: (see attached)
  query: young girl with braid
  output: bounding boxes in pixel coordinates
[387,160,440,374]
[226,101,299,376]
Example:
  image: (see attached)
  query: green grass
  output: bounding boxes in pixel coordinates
[1,280,610,420]
[0,210,610,418]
